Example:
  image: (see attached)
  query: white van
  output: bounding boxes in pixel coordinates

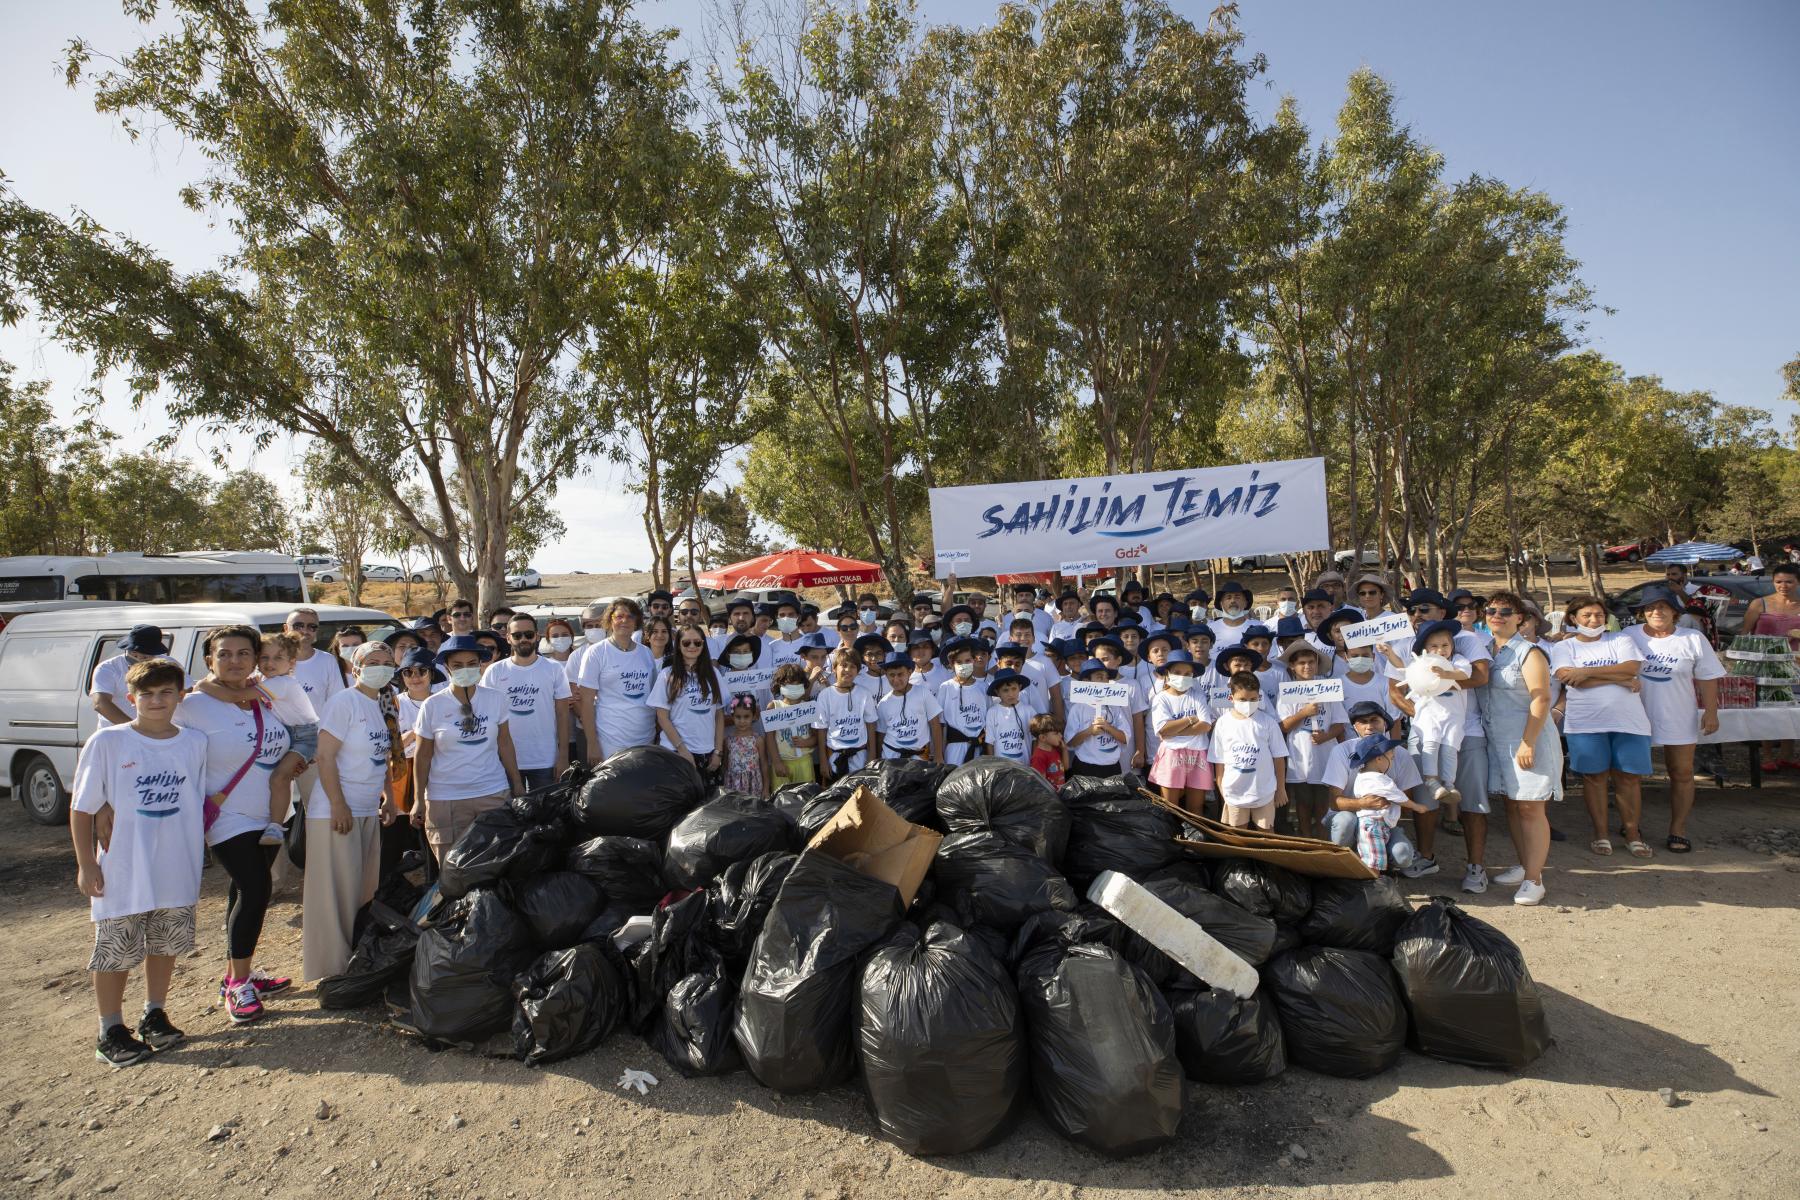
[0,601,399,825]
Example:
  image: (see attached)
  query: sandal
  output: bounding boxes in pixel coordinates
[1627,839,1654,859]
[1589,838,1614,856]
[1666,834,1692,853]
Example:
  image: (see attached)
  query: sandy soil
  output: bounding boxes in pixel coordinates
[3,760,1796,1200]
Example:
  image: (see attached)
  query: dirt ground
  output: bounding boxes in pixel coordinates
[2,758,1796,1200]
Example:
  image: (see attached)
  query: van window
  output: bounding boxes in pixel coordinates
[0,635,90,690]
[74,573,305,604]
[0,577,63,601]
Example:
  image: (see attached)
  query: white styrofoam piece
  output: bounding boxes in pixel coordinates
[1088,870,1260,998]
[613,914,654,951]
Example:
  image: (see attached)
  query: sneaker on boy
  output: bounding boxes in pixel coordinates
[95,1023,152,1069]
[136,1007,185,1051]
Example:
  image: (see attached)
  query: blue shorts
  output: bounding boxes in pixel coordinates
[1566,731,1652,777]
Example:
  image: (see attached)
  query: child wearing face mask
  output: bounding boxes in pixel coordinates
[766,663,818,787]
[936,640,989,766]
[1149,651,1213,815]
[1207,672,1288,830]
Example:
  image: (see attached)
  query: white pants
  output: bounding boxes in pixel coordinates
[301,816,381,981]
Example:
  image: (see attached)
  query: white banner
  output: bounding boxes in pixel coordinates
[928,458,1329,576]
[1279,678,1345,703]
[1342,612,1413,649]
[760,701,818,735]
[1070,680,1134,706]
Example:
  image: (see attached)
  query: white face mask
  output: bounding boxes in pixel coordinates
[1220,603,1245,618]
[548,636,572,653]
[358,664,395,689]
[953,621,973,636]
[337,645,359,661]
[777,616,799,634]
[1577,622,1607,638]
[449,666,482,688]
[1346,655,1375,674]
[1232,699,1260,716]
[1276,600,1298,617]
[954,661,975,679]
[729,652,753,669]
[1166,674,1194,694]
[890,638,906,651]
[780,683,805,700]
[859,609,878,625]
[584,627,606,644]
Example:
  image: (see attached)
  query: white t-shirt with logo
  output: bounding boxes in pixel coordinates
[876,686,941,756]
[1323,740,1424,794]
[1208,710,1286,808]
[90,654,139,726]
[174,692,294,846]
[1549,633,1652,736]
[814,686,877,750]
[307,687,392,818]
[413,687,511,801]
[1624,625,1726,745]
[647,666,724,756]
[1150,688,1212,752]
[291,650,346,711]
[72,724,210,920]
[577,639,657,756]
[1064,699,1130,766]
[1276,694,1347,784]
[259,673,319,729]
[982,701,1033,762]
[481,656,572,769]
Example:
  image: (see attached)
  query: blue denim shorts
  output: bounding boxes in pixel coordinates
[286,722,319,763]
[1566,731,1652,777]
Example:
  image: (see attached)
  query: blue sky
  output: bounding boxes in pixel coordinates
[3,0,1796,570]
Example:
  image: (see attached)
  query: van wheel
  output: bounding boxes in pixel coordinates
[17,754,70,825]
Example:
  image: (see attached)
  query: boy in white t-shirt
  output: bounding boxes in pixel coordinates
[813,649,877,781]
[876,652,944,761]
[1206,671,1288,829]
[1382,620,1472,804]
[71,659,210,1067]
[981,668,1035,763]
[1275,642,1348,837]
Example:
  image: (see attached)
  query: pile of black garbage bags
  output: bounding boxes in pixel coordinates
[321,751,1552,1159]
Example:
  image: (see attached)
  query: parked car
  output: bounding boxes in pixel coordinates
[296,555,340,576]
[406,565,448,583]
[313,563,402,584]
[1333,548,1384,571]
[1229,553,1290,571]
[0,601,399,825]
[1511,546,1581,567]
[507,567,543,589]
[1603,538,1662,564]
[1606,575,1773,639]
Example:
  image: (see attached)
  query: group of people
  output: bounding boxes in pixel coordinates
[71,556,1794,1068]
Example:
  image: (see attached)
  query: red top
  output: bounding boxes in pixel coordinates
[1031,746,1066,789]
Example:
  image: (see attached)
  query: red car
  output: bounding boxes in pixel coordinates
[1603,538,1662,564]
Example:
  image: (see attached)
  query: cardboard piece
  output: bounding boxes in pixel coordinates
[1141,789,1375,881]
[805,785,943,907]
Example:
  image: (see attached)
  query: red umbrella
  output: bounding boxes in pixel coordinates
[995,572,1058,586]
[697,549,885,591]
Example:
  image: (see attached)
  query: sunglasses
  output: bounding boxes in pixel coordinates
[510,631,537,640]
[401,666,430,676]
[1484,606,1516,617]
[1455,603,1479,612]
[1356,588,1383,597]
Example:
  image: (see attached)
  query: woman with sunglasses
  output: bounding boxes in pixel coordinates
[1479,592,1562,905]
[394,648,443,757]
[1352,574,1394,619]
[649,628,725,784]
[1624,586,1723,852]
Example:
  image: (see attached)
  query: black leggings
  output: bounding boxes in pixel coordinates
[213,831,277,961]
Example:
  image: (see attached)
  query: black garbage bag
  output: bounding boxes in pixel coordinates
[664,790,797,890]
[1145,858,1212,890]
[511,940,631,1065]
[1168,987,1286,1085]
[651,950,743,1077]
[564,835,666,910]
[628,891,711,1032]
[409,890,535,1044]
[1270,924,1304,958]
[796,759,949,840]
[858,920,1026,1155]
[1301,876,1415,954]
[1213,859,1313,925]
[704,851,798,971]
[933,830,1078,934]
[734,851,903,1092]
[319,899,420,1010]
[1391,899,1552,1070]
[935,757,1068,862]
[1010,904,1123,968]
[1060,774,1181,889]
[581,902,636,944]
[1114,876,1278,986]
[770,781,820,826]
[505,871,605,950]
[1016,928,1184,1156]
[509,775,580,836]
[1262,946,1406,1078]
[571,745,704,839]
[438,808,566,900]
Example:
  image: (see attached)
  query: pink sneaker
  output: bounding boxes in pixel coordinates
[225,979,264,1024]
[217,968,291,1000]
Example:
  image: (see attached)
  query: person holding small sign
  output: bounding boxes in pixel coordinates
[1064,659,1132,779]
[1089,635,1151,772]
[765,663,818,787]
[1149,651,1213,814]
[1208,672,1289,830]
[1276,642,1347,836]
[936,637,990,766]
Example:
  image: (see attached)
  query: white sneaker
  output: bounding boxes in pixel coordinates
[1429,781,1447,800]
[1493,865,1526,886]
[258,822,287,846]
[1402,856,1440,878]
[1439,786,1462,806]
[1514,879,1546,906]
[1462,864,1488,894]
